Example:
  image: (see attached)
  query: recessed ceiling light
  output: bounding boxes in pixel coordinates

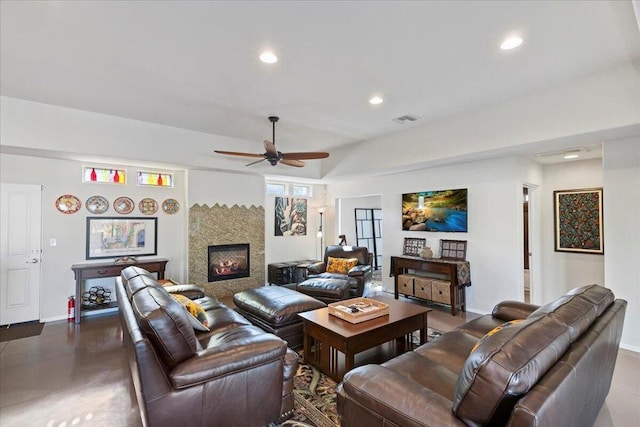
[500,36,523,50]
[259,51,278,64]
[369,96,383,105]
[564,154,580,159]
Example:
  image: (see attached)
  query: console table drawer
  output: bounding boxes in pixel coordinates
[398,274,415,296]
[81,266,123,279]
[431,280,451,304]
[414,277,432,300]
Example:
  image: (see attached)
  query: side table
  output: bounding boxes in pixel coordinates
[71,258,168,323]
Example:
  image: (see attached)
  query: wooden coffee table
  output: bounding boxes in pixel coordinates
[298,295,431,381]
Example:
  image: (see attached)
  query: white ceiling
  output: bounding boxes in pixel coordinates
[1,1,639,173]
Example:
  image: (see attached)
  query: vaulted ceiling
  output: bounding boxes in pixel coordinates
[1,1,639,176]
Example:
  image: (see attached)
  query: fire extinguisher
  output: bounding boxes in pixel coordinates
[68,295,75,323]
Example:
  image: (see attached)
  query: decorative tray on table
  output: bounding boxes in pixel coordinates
[328,297,389,324]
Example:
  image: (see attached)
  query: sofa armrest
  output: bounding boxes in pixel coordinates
[348,264,372,277]
[169,334,286,389]
[492,301,540,321]
[339,365,466,426]
[307,262,326,275]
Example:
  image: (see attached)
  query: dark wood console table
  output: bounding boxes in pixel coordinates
[71,258,168,323]
[390,256,471,316]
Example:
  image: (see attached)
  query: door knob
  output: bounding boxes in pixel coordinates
[27,258,39,264]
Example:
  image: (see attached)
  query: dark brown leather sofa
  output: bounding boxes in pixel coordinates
[337,284,627,427]
[307,245,373,298]
[116,266,298,427]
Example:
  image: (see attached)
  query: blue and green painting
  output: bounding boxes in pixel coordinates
[402,189,467,232]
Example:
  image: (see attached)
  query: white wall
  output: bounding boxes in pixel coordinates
[0,154,186,322]
[264,183,327,264]
[337,195,382,246]
[540,159,605,301]
[603,137,640,351]
[327,156,537,314]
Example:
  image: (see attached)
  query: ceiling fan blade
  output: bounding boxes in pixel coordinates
[264,140,278,157]
[280,159,306,167]
[215,150,265,158]
[282,151,330,160]
[245,158,267,167]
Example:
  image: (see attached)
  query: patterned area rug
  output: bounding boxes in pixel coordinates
[0,321,44,342]
[280,328,443,427]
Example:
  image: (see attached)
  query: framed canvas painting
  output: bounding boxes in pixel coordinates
[553,188,603,254]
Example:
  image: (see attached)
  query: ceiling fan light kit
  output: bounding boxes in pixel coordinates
[214,116,329,168]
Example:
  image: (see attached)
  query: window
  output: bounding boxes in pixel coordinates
[292,184,312,197]
[265,181,313,197]
[137,171,173,187]
[266,182,287,196]
[83,166,126,184]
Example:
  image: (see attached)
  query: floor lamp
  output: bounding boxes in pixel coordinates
[316,207,326,260]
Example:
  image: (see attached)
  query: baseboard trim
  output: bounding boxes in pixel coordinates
[620,343,640,353]
[40,315,67,323]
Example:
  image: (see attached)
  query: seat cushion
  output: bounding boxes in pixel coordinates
[296,278,351,301]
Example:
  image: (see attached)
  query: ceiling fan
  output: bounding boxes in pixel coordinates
[215,116,329,167]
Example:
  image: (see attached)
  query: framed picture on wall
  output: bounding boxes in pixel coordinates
[553,188,603,254]
[86,217,158,259]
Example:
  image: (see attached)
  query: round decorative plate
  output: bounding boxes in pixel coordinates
[55,194,81,214]
[162,198,180,214]
[139,198,158,215]
[85,195,109,214]
[113,196,134,214]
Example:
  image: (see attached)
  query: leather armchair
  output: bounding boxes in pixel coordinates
[307,245,372,298]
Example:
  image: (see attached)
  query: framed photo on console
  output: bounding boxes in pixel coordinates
[554,188,603,254]
[86,216,158,259]
[440,239,467,260]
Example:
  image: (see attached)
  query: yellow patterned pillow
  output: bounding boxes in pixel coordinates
[326,257,359,274]
[171,294,210,331]
[471,319,524,353]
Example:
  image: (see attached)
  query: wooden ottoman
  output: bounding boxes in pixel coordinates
[233,286,326,348]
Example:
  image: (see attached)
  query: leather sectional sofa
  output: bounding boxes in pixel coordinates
[116,266,298,427]
[337,284,627,427]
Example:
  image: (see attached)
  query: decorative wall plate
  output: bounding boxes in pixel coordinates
[55,194,81,214]
[162,198,180,214]
[113,196,134,214]
[85,195,109,214]
[139,198,158,215]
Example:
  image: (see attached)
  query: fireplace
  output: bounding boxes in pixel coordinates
[208,244,250,282]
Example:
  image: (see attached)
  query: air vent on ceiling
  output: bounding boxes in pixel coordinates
[535,146,590,158]
[392,114,420,124]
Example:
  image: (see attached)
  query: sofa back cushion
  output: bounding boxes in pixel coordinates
[121,265,155,281]
[529,284,614,342]
[453,316,572,426]
[132,286,197,369]
[124,274,163,300]
[324,245,369,266]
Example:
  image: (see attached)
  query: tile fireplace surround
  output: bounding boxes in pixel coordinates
[188,203,265,298]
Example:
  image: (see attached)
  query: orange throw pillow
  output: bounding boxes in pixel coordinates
[326,257,359,274]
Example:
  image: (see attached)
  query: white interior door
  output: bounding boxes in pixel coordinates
[1,183,42,325]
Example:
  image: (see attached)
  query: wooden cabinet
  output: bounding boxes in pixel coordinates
[71,258,168,323]
[391,256,470,316]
